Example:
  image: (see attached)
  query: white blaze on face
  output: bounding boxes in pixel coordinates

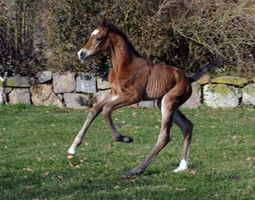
[91,29,99,37]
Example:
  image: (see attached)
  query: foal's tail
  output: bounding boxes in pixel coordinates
[189,57,224,83]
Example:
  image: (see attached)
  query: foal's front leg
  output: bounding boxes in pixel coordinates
[67,93,112,159]
[102,94,139,143]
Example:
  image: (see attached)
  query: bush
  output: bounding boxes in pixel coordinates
[0,0,45,76]
[41,0,255,78]
[170,0,255,77]
[1,0,255,78]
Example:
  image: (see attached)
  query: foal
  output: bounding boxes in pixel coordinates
[68,18,223,176]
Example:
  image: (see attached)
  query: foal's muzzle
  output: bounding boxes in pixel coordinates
[77,49,90,62]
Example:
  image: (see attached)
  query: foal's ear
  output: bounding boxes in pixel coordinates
[100,18,108,29]
[92,18,101,28]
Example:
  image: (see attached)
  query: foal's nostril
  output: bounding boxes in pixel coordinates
[78,49,89,61]
[78,49,84,59]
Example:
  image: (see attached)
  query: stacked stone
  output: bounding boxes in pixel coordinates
[1,71,255,109]
[1,76,35,105]
[183,75,255,109]
[0,71,113,109]
[203,76,254,108]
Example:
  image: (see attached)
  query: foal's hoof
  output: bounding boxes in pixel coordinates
[67,154,75,160]
[122,136,134,143]
[125,168,142,177]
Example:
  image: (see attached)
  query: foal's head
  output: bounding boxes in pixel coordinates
[78,18,110,62]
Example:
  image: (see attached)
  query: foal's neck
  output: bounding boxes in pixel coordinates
[109,33,141,71]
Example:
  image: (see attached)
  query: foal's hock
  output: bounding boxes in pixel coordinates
[68,18,224,176]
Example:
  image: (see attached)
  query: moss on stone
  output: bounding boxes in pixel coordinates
[5,77,34,87]
[205,84,233,96]
[242,83,255,95]
[203,84,239,108]
[190,82,201,98]
[212,76,248,87]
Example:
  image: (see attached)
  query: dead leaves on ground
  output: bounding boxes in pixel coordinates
[175,188,187,191]
[23,168,34,172]
[69,157,87,168]
[42,171,50,178]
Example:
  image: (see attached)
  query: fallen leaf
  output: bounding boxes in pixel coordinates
[114,185,120,189]
[131,178,140,183]
[121,175,134,179]
[23,168,33,172]
[80,158,86,163]
[69,162,77,167]
[175,188,186,191]
[42,172,50,178]
[189,170,196,175]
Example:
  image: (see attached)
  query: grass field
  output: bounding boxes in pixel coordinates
[0,104,254,200]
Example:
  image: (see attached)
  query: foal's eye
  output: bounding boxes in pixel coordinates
[96,37,103,42]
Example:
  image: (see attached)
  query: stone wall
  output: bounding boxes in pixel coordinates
[0,71,255,109]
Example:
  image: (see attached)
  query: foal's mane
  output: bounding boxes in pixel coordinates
[108,23,142,57]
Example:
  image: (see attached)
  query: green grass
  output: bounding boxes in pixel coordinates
[0,104,255,199]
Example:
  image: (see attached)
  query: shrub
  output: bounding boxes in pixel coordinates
[1,0,255,78]
[170,0,255,77]
[0,0,45,76]
[41,0,255,78]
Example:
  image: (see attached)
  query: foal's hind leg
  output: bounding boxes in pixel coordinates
[67,93,113,158]
[102,94,139,143]
[126,95,178,176]
[157,99,193,172]
[172,109,193,172]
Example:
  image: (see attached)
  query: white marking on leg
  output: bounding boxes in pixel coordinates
[91,29,99,37]
[173,159,188,172]
[68,146,76,155]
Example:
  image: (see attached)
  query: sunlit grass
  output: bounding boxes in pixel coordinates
[0,104,254,199]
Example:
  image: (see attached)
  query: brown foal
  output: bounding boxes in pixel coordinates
[68,18,223,176]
